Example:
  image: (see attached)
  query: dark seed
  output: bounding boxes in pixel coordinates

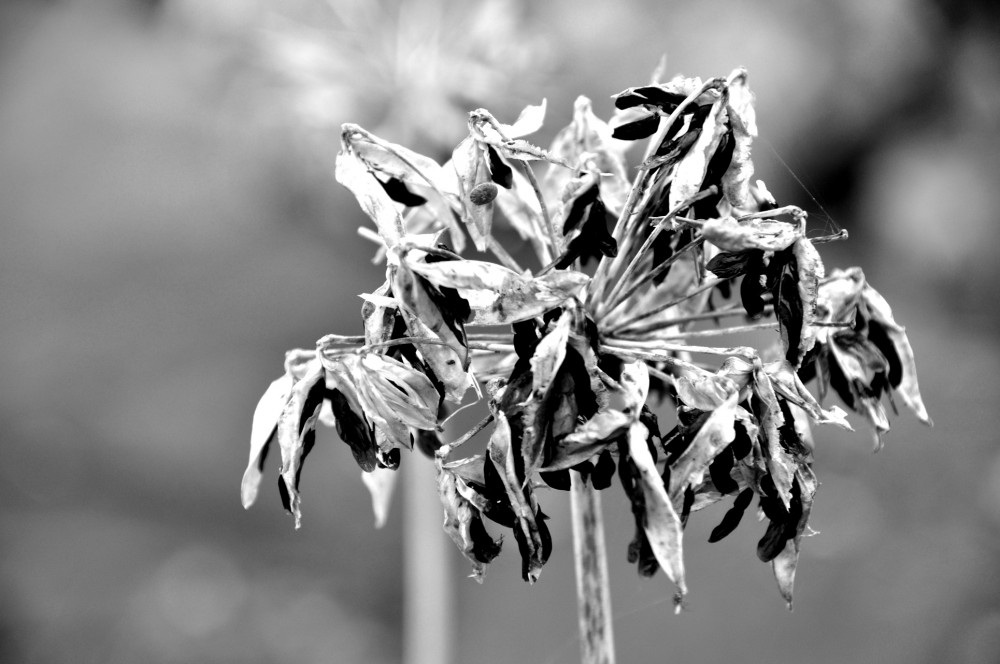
[469,182,498,205]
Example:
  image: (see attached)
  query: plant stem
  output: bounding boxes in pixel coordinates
[570,471,615,664]
[518,160,561,260]
[403,454,455,664]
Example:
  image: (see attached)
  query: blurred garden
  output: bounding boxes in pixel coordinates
[2,0,1000,662]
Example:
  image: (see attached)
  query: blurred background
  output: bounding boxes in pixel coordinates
[2,0,999,662]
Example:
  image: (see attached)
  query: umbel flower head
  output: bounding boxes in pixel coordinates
[241,67,930,608]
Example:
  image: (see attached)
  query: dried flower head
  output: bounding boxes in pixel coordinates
[242,65,930,609]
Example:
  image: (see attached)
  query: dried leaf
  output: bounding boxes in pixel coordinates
[242,372,294,509]
[361,465,398,528]
[628,421,687,596]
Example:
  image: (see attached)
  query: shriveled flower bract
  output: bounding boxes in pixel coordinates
[242,66,930,609]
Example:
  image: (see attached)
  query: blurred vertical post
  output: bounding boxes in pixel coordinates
[403,453,454,664]
[570,471,615,664]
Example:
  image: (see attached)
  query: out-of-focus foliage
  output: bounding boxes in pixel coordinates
[2,0,999,663]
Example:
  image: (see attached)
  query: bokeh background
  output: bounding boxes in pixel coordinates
[2,0,1000,662]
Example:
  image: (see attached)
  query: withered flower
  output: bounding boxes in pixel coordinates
[242,65,930,613]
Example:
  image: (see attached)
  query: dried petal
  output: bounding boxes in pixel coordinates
[765,360,852,430]
[503,99,547,138]
[542,409,631,472]
[327,387,378,472]
[862,284,932,426]
[336,149,404,249]
[793,238,825,365]
[669,89,728,209]
[753,362,795,510]
[451,136,494,250]
[488,412,549,583]
[276,360,327,528]
[702,217,801,253]
[361,465,397,528]
[720,75,757,208]
[611,113,660,140]
[392,261,471,403]
[668,393,739,500]
[242,372,294,509]
[628,421,687,596]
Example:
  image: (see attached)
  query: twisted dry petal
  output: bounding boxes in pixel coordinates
[362,465,398,529]
[628,421,687,597]
[342,123,454,193]
[407,255,590,326]
[437,464,488,582]
[276,360,327,528]
[241,372,294,509]
[529,309,572,396]
[793,238,825,364]
[616,360,650,415]
[358,353,440,431]
[392,261,471,403]
[504,99,547,138]
[771,466,818,610]
[542,409,631,472]
[451,135,494,251]
[488,411,548,583]
[765,360,852,430]
[669,87,728,210]
[335,149,404,249]
[667,392,739,500]
[674,366,739,411]
[753,362,795,510]
[720,74,757,209]
[862,284,932,426]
